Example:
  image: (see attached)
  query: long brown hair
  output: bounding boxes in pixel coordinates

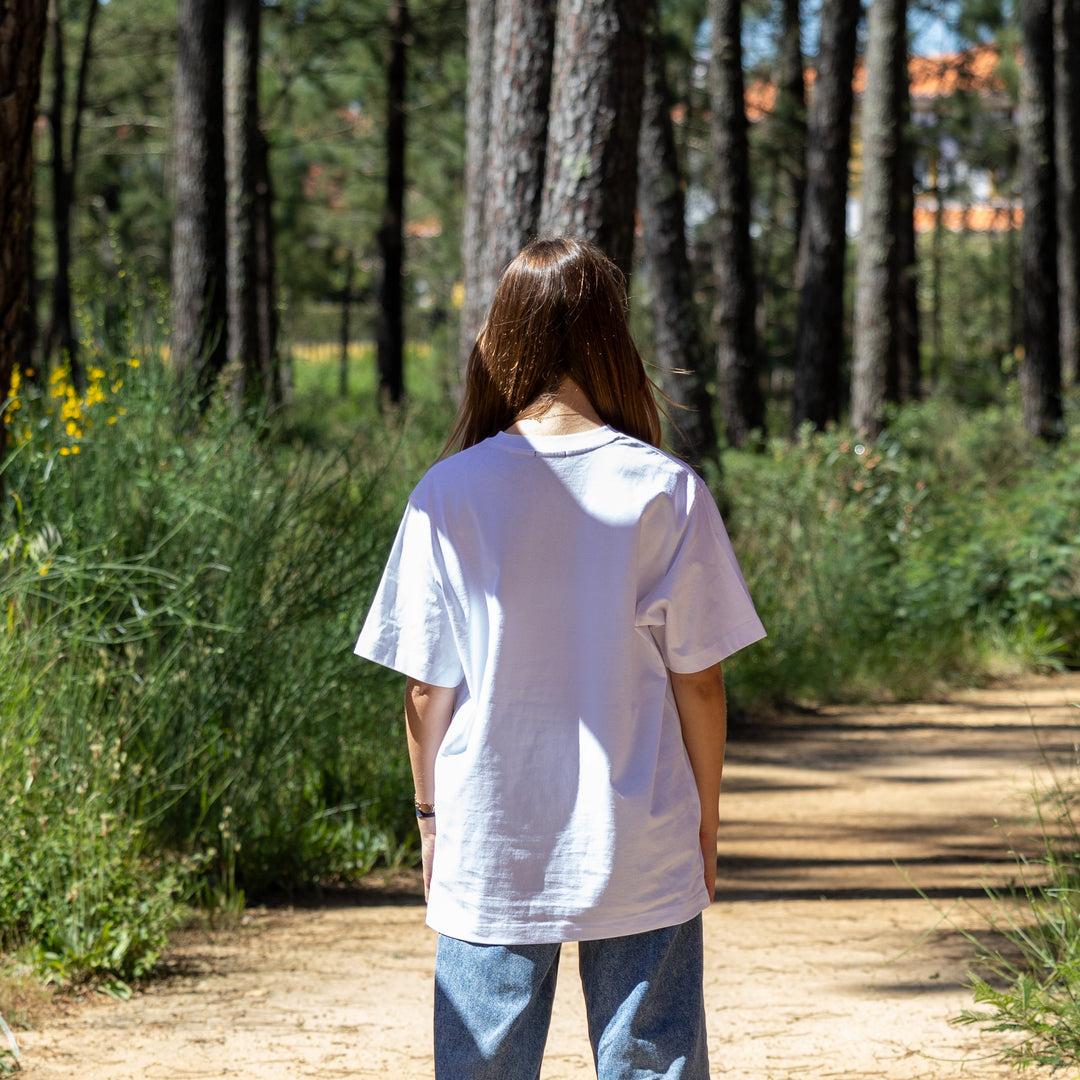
[446,237,662,452]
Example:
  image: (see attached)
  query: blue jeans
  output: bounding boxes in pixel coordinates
[433,914,709,1080]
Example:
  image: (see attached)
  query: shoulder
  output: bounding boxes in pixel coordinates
[410,438,497,502]
[604,432,713,511]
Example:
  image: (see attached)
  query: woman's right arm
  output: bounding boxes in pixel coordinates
[405,677,456,901]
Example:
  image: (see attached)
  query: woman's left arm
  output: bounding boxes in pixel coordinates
[405,677,456,901]
[669,662,727,900]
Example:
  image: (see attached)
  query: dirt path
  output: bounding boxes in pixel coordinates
[16,675,1080,1079]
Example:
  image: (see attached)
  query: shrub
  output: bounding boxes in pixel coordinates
[1,348,440,983]
[720,398,1080,706]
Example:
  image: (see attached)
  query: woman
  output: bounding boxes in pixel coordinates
[356,237,765,1079]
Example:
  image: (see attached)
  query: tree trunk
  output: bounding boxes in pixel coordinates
[172,0,227,412]
[375,0,407,406]
[539,0,648,278]
[1,0,49,513]
[479,0,555,311]
[928,145,944,386]
[225,0,262,407]
[459,0,495,369]
[47,0,80,389]
[775,0,806,245]
[792,0,860,433]
[1019,0,1064,440]
[253,127,281,405]
[708,0,764,447]
[19,151,39,380]
[1055,0,1080,388]
[638,13,718,470]
[895,34,920,403]
[851,0,904,439]
[69,0,98,184]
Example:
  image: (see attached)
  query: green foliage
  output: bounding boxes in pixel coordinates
[721,396,1080,705]
[953,795,1080,1073]
[1,341,446,985]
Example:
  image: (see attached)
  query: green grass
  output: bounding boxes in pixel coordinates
[1,342,447,989]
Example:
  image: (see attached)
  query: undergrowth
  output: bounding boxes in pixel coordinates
[1,346,439,990]
[2,335,1078,992]
[721,396,1080,706]
[951,742,1080,1074]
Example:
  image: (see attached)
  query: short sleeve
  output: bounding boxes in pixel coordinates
[636,474,766,673]
[354,495,465,688]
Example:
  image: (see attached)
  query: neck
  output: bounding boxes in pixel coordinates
[506,378,603,436]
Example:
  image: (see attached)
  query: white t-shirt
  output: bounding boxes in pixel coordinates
[355,425,765,944]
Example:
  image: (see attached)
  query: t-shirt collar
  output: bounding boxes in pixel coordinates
[492,425,621,456]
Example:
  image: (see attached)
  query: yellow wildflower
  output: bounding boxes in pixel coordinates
[89,367,106,381]
[60,447,71,456]
[107,415,118,425]
[127,358,140,369]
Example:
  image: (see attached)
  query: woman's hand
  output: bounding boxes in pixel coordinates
[699,821,718,899]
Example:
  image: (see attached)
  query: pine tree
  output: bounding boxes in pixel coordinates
[1,0,49,511]
[851,0,905,439]
[1019,0,1065,439]
[792,0,861,432]
[708,0,763,446]
[172,0,227,411]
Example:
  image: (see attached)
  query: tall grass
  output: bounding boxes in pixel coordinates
[952,758,1080,1073]
[1,348,442,986]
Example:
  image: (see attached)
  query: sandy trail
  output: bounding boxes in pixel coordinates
[16,675,1080,1079]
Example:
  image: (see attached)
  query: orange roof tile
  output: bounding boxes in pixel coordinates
[747,42,1009,121]
[913,202,1023,234]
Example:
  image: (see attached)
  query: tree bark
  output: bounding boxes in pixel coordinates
[171,0,227,412]
[375,0,407,406]
[1,0,49,512]
[478,0,555,312]
[1055,0,1080,388]
[851,0,904,439]
[1019,0,1064,440]
[47,0,80,389]
[895,31,920,403]
[19,170,39,379]
[69,0,98,187]
[253,127,281,405]
[225,0,262,407]
[708,0,764,447]
[775,0,806,245]
[539,0,648,278]
[638,13,718,469]
[459,0,495,369]
[792,0,860,433]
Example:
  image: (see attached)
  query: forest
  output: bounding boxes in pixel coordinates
[1,0,1080,1072]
